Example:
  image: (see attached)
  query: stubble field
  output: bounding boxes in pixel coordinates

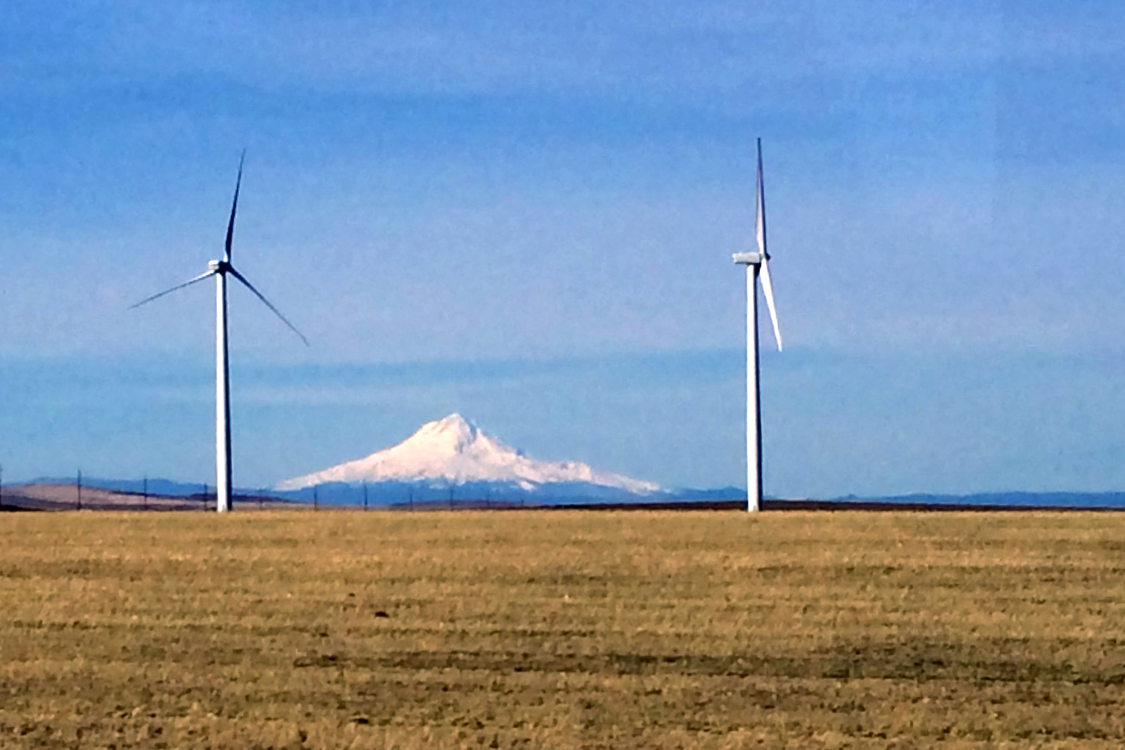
[1,510,1123,749]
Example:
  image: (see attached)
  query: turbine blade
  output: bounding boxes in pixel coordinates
[756,137,768,258]
[224,150,246,261]
[755,138,780,350]
[129,269,215,309]
[227,266,310,346]
[759,257,782,351]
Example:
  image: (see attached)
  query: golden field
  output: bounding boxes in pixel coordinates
[1,510,1123,748]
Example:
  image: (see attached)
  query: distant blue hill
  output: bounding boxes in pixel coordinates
[270,480,739,507]
[17,477,1125,509]
[846,491,1125,509]
[18,476,743,507]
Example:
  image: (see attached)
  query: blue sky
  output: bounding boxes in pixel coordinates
[2,1,1124,496]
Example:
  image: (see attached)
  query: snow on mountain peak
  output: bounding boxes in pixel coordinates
[413,413,480,452]
[276,413,662,494]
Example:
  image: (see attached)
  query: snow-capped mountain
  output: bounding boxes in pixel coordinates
[277,413,662,494]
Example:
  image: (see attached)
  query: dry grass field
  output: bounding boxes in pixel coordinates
[1,511,1123,749]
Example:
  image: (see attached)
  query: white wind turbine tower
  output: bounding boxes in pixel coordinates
[732,138,782,513]
[132,152,308,513]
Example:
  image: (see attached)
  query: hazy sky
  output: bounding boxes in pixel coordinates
[2,1,1124,496]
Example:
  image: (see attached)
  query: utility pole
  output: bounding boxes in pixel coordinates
[313,486,319,511]
[202,483,209,512]
[0,463,4,510]
[76,469,82,511]
[363,481,368,511]
[259,488,264,510]
[142,475,148,511]
[408,486,414,512]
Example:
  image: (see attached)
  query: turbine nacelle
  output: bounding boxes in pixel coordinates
[208,259,231,274]
[732,252,764,266]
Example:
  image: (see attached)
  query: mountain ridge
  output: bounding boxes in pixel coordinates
[8,477,1125,510]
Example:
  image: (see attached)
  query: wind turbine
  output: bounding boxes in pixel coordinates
[132,152,308,513]
[732,138,782,513]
